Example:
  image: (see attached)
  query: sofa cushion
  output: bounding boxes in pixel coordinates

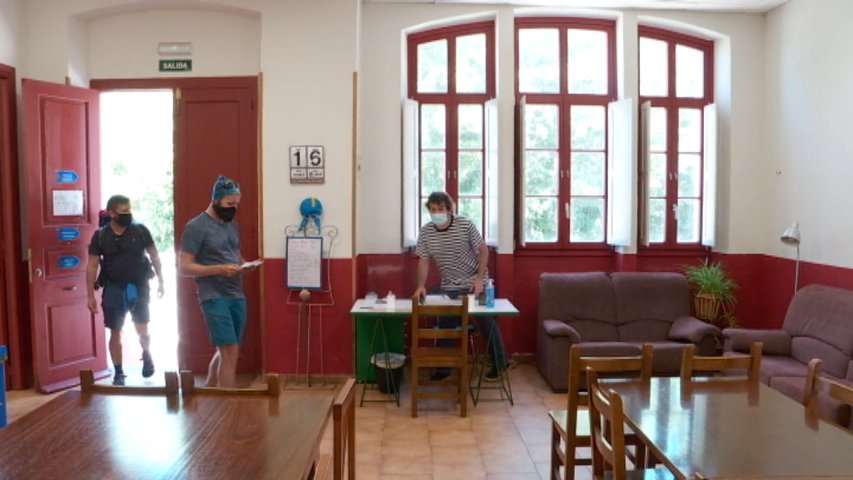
[758,355,809,385]
[575,341,642,357]
[791,337,850,379]
[669,316,720,343]
[784,284,853,359]
[611,272,691,327]
[539,272,616,326]
[619,320,671,342]
[769,375,808,404]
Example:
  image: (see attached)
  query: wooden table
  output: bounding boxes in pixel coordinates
[0,390,333,479]
[607,377,853,480]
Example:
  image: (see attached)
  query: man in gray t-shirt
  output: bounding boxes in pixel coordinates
[179,175,260,388]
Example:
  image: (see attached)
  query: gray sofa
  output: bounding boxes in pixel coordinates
[537,272,721,392]
[724,284,853,429]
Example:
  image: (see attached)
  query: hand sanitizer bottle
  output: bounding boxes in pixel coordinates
[386,291,396,310]
[485,279,495,308]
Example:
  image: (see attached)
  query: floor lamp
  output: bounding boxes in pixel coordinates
[780,222,801,293]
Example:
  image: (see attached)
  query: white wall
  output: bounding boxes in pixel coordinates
[765,0,853,268]
[0,0,23,68]
[359,3,768,255]
[18,0,358,259]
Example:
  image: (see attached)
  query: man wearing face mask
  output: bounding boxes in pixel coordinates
[179,175,259,388]
[413,191,509,382]
[87,195,165,386]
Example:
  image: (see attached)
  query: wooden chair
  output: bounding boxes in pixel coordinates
[548,344,654,480]
[804,358,853,415]
[680,342,762,382]
[79,369,179,395]
[313,378,356,480]
[587,369,675,480]
[179,370,280,397]
[410,295,469,417]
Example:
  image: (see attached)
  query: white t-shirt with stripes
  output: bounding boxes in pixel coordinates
[415,215,486,290]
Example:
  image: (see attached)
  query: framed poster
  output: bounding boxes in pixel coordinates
[286,236,323,290]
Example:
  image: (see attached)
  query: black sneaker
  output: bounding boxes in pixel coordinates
[429,369,450,381]
[141,351,155,378]
[484,368,501,382]
[113,373,127,386]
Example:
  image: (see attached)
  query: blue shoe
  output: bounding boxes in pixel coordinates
[141,351,155,378]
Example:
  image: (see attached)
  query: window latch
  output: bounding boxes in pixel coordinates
[565,202,571,220]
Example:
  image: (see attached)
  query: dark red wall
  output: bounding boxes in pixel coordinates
[262,252,853,374]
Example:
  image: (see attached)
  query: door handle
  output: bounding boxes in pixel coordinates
[34,268,43,278]
[62,285,77,291]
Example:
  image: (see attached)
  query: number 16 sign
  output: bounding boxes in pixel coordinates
[290,145,325,184]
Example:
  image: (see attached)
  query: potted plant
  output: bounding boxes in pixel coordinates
[682,259,739,328]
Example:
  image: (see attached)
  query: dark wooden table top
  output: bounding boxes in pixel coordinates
[607,377,853,480]
[0,390,333,480]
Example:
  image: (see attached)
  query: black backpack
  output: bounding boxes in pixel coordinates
[93,223,155,289]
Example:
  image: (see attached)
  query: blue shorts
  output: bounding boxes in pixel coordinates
[200,298,247,346]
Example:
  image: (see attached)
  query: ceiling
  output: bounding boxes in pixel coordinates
[363,0,789,13]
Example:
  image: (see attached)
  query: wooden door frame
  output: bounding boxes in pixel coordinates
[90,76,265,372]
[0,64,29,389]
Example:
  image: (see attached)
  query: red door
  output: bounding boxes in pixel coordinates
[174,82,261,374]
[23,79,105,392]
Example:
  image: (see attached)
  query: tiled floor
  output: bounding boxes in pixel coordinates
[4,363,586,480]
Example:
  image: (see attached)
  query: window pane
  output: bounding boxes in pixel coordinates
[421,104,445,149]
[459,151,483,195]
[678,154,701,197]
[570,198,604,242]
[650,107,667,152]
[571,105,606,150]
[678,108,701,153]
[640,37,667,96]
[676,44,704,98]
[459,197,483,234]
[649,154,667,197]
[567,29,608,94]
[648,199,666,243]
[417,40,447,93]
[525,197,558,243]
[525,104,559,149]
[458,104,483,149]
[525,151,559,195]
[519,28,559,93]
[421,151,446,194]
[571,152,605,196]
[677,199,700,243]
[456,34,486,93]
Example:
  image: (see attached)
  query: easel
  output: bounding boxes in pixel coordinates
[284,224,338,389]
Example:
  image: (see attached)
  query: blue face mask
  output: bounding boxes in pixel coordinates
[430,213,449,225]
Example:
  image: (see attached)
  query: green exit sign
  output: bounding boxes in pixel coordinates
[159,59,192,72]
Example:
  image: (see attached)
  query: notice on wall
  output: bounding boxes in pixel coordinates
[286,236,323,290]
[53,190,84,217]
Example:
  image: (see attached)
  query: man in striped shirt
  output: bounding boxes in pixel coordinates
[414,191,508,381]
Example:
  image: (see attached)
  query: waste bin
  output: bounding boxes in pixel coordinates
[1,345,7,428]
[370,352,405,394]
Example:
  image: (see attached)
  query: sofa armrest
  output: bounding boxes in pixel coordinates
[541,319,581,343]
[668,315,721,343]
[723,328,791,355]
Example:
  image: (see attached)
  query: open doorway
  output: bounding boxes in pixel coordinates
[100,90,178,375]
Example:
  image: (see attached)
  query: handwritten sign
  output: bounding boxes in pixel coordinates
[53,190,84,217]
[286,236,323,290]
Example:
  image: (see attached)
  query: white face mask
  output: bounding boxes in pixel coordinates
[430,213,449,225]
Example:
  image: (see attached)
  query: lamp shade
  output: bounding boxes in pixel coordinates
[781,222,801,246]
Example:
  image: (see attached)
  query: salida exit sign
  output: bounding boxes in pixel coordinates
[159,59,192,72]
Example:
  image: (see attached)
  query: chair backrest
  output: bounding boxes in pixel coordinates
[804,358,853,409]
[586,368,629,480]
[680,342,762,382]
[567,343,654,412]
[332,378,356,480]
[79,369,179,396]
[179,370,280,397]
[410,295,469,357]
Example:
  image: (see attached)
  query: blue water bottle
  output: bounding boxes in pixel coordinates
[485,279,495,308]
